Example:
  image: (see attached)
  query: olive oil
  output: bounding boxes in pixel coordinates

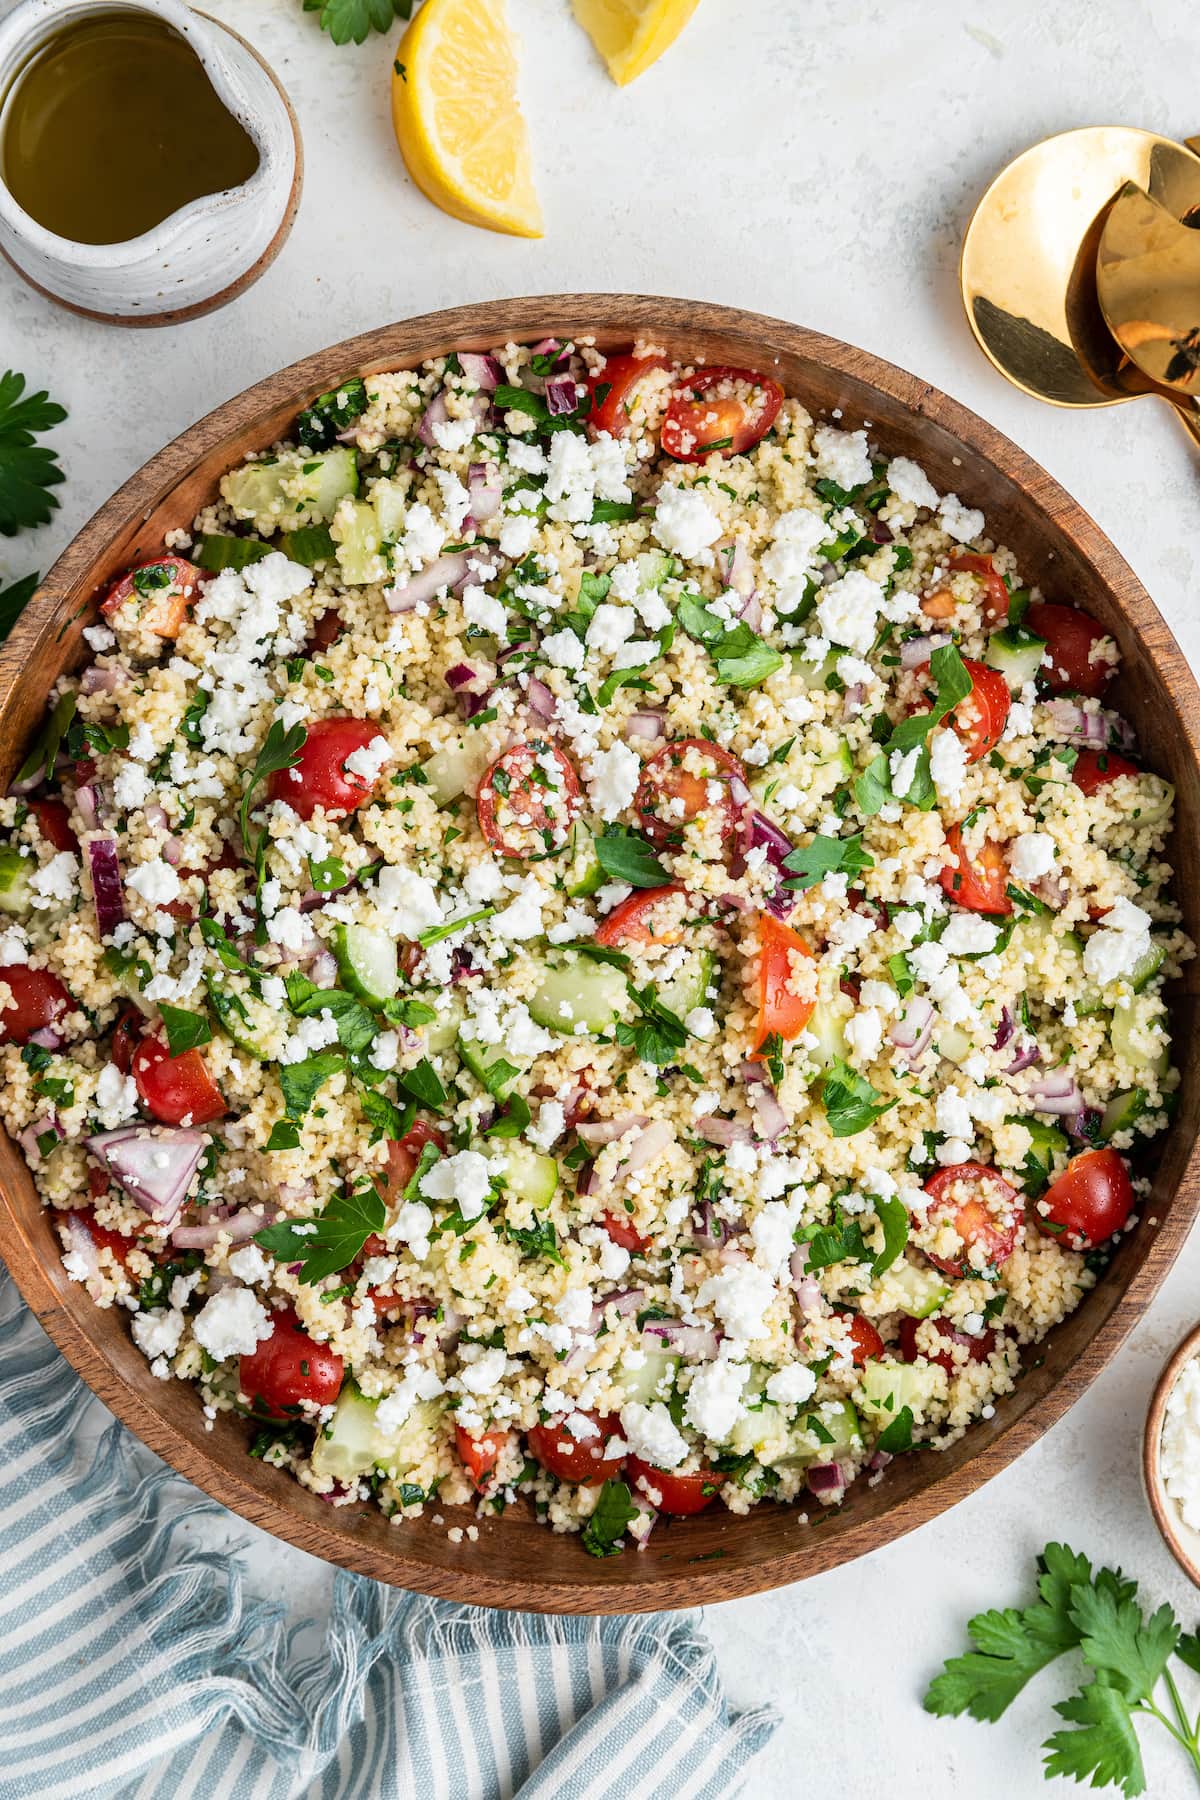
[0,13,260,247]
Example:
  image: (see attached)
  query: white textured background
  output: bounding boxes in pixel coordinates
[5,1,1200,1793]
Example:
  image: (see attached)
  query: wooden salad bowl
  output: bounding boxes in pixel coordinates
[2,295,1199,1613]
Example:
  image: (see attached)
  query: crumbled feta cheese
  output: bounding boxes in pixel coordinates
[342,734,392,784]
[194,1286,274,1361]
[652,485,721,561]
[765,1363,818,1408]
[696,1263,775,1343]
[685,1006,716,1039]
[462,584,507,638]
[1083,896,1154,985]
[1009,832,1055,882]
[386,1199,434,1260]
[619,1400,689,1469]
[929,727,968,800]
[95,1062,139,1128]
[684,1359,749,1439]
[375,864,443,938]
[228,1243,271,1285]
[529,1099,565,1151]
[376,1364,446,1432]
[586,603,637,657]
[941,914,1000,955]
[419,1149,493,1221]
[812,425,872,490]
[817,569,885,655]
[886,457,939,510]
[938,494,985,544]
[844,1006,883,1064]
[127,859,180,907]
[584,742,640,821]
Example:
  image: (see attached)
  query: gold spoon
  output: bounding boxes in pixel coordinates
[960,125,1200,445]
[1096,181,1200,397]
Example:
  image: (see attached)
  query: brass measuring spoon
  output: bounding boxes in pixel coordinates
[960,125,1200,446]
[1096,181,1200,398]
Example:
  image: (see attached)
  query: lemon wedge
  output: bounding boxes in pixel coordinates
[391,0,543,239]
[571,0,701,86]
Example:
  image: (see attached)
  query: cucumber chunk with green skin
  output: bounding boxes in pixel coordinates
[883,1261,952,1320]
[615,1344,680,1407]
[657,948,716,1022]
[984,625,1047,691]
[457,1033,527,1099]
[501,1141,558,1209]
[331,498,384,585]
[220,458,288,528]
[564,823,603,897]
[1101,1087,1149,1140]
[374,1398,445,1482]
[1109,996,1170,1078]
[528,954,628,1035]
[1130,941,1166,994]
[193,533,271,574]
[207,983,275,1061]
[0,848,34,917]
[636,549,676,590]
[331,923,399,1006]
[859,1359,941,1421]
[422,735,492,806]
[311,1383,380,1482]
[1131,774,1174,830]
[369,478,409,543]
[423,991,465,1056]
[280,525,337,568]
[287,447,359,521]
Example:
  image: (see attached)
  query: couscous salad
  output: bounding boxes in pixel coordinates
[0,340,1187,1555]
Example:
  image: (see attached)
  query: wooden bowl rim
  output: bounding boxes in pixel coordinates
[4,293,1200,1612]
[1143,1322,1200,1588]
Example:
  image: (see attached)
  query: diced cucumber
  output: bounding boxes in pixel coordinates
[331,498,385,586]
[1109,996,1170,1078]
[422,735,493,806]
[221,458,289,529]
[457,1033,528,1099]
[936,1022,973,1065]
[883,1261,951,1320]
[331,923,398,1006]
[804,967,852,1071]
[789,647,841,691]
[368,477,410,542]
[423,991,465,1056]
[528,954,628,1035]
[762,1397,862,1468]
[1132,774,1174,830]
[984,625,1047,692]
[193,533,271,573]
[636,549,676,590]
[501,1141,558,1209]
[280,525,337,567]
[615,1344,680,1407]
[374,1397,445,1481]
[1101,1087,1148,1140]
[207,982,275,1061]
[311,1383,381,1482]
[859,1358,942,1421]
[1011,915,1103,1015]
[1130,941,1166,994]
[657,948,715,1022]
[287,447,359,521]
[0,847,34,917]
[564,823,603,897]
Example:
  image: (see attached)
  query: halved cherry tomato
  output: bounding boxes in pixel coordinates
[950,658,1010,761]
[897,1314,996,1376]
[266,716,383,822]
[456,1424,513,1488]
[306,608,343,655]
[922,1163,1021,1279]
[594,883,686,948]
[1025,602,1114,699]
[949,552,1010,625]
[132,1036,225,1126]
[584,352,669,439]
[660,366,784,462]
[100,556,202,639]
[0,963,73,1045]
[238,1309,344,1418]
[87,1166,110,1200]
[110,1004,143,1075]
[627,1458,718,1515]
[1037,1146,1134,1251]
[527,1410,625,1485]
[836,1311,884,1366]
[28,798,79,854]
[1071,748,1140,795]
[381,1118,446,1207]
[477,741,581,858]
[938,824,1012,916]
[635,738,745,849]
[752,914,815,1056]
[64,1206,135,1269]
[601,1210,650,1253]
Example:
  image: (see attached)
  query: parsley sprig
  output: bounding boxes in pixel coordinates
[927,1542,1200,1796]
[0,570,38,644]
[855,644,973,817]
[302,0,416,45]
[240,720,307,869]
[255,1181,385,1286]
[0,370,67,537]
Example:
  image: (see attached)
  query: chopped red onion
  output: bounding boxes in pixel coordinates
[736,810,797,920]
[62,1210,102,1279]
[792,1273,824,1318]
[1041,699,1134,751]
[588,1287,646,1329]
[889,996,933,1058]
[19,1114,61,1165]
[867,1448,893,1473]
[642,1321,720,1359]
[1025,1071,1082,1115]
[143,804,169,831]
[27,1025,63,1051]
[900,633,951,670]
[74,784,101,832]
[529,337,559,359]
[467,461,502,522]
[86,1126,206,1224]
[1033,871,1068,911]
[870,517,894,545]
[750,1084,788,1141]
[577,1114,648,1147]
[717,539,755,598]
[615,1119,673,1177]
[691,1201,729,1248]
[525,676,557,722]
[842,682,866,717]
[992,1006,1014,1051]
[417,389,450,447]
[807,1462,846,1498]
[1004,1041,1041,1076]
[1067,1105,1103,1142]
[544,375,579,416]
[171,1202,279,1250]
[576,1161,597,1197]
[624,710,666,742]
[460,686,495,721]
[629,1506,658,1549]
[80,666,120,695]
[739,593,764,634]
[458,352,503,392]
[384,550,473,613]
[695,1116,755,1148]
[86,835,125,939]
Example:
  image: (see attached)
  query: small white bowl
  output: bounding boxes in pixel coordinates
[1144,1321,1200,1586]
[0,0,303,325]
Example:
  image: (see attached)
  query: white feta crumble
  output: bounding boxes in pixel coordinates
[652,485,721,561]
[938,494,985,544]
[194,1286,274,1361]
[584,742,640,821]
[342,734,392,784]
[127,859,180,907]
[1009,832,1055,882]
[812,425,873,490]
[684,1359,749,1440]
[929,727,968,801]
[817,569,885,655]
[696,1263,775,1344]
[886,457,939,510]
[764,1363,818,1408]
[419,1149,493,1221]
[941,914,1000,955]
[618,1401,689,1469]
[375,864,443,938]
[1083,896,1154,985]
[131,1307,185,1363]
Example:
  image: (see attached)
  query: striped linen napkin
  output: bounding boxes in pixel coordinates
[0,1269,777,1800]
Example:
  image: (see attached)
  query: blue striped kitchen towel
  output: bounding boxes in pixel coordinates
[0,1269,777,1800]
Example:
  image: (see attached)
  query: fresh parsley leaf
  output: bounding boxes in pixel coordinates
[782,830,874,893]
[418,906,494,946]
[593,827,667,889]
[820,1059,896,1137]
[255,1181,385,1285]
[676,592,783,688]
[871,1192,909,1277]
[158,1002,212,1057]
[804,1218,871,1270]
[403,1140,441,1200]
[265,1120,302,1151]
[278,1050,344,1120]
[504,1216,564,1265]
[569,942,632,973]
[1006,1115,1068,1197]
[1043,1683,1145,1797]
[296,375,369,444]
[284,971,377,1056]
[0,570,38,643]
[239,720,307,862]
[886,643,973,752]
[380,995,438,1029]
[875,1404,914,1453]
[854,753,892,817]
[484,1093,532,1138]
[358,1086,415,1145]
[197,916,262,989]
[581,1478,638,1557]
[888,951,914,997]
[615,983,688,1066]
[308,854,347,894]
[14,690,76,789]
[396,1057,447,1109]
[0,369,67,536]
[1070,1583,1179,1702]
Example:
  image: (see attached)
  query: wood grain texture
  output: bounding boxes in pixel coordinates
[2,294,1199,1614]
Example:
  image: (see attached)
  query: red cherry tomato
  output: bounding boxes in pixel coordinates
[27,797,79,854]
[948,658,1010,761]
[110,1004,143,1075]
[922,1163,1021,1279]
[594,883,686,948]
[306,608,343,655]
[601,1210,650,1253]
[266,717,383,822]
[132,1036,225,1126]
[527,1410,625,1485]
[161,840,245,925]
[99,556,202,639]
[938,824,1012,916]
[87,1166,111,1200]
[897,1314,996,1376]
[949,552,1010,624]
[584,352,669,438]
[64,1206,135,1269]
[382,1118,446,1207]
[476,742,582,858]
[1037,1146,1134,1251]
[660,366,784,462]
[1025,602,1114,699]
[238,1310,344,1418]
[635,738,745,849]
[627,1458,719,1515]
[455,1424,513,1488]
[836,1311,884,1366]
[1071,748,1140,795]
[752,914,815,1055]
[0,963,72,1045]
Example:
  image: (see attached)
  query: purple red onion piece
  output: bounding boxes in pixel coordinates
[457,352,503,392]
[641,1321,721,1359]
[525,676,557,722]
[85,1126,206,1224]
[384,551,473,614]
[171,1202,279,1250]
[737,809,797,920]
[899,633,951,670]
[624,710,666,742]
[807,1462,846,1498]
[577,1114,648,1147]
[695,1116,756,1148]
[544,375,579,416]
[86,835,125,939]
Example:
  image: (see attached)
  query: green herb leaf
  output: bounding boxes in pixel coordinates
[615,983,688,1066]
[265,1120,301,1151]
[581,1478,638,1557]
[418,906,494,946]
[0,570,38,643]
[396,1057,447,1109]
[255,1181,385,1285]
[871,1192,909,1277]
[875,1404,914,1453]
[1043,1684,1144,1797]
[239,720,307,862]
[593,827,667,889]
[278,1050,344,1120]
[158,1002,212,1057]
[484,1093,532,1138]
[296,375,369,445]
[782,831,874,893]
[0,369,67,537]
[359,1087,416,1144]
[820,1059,896,1137]
[676,593,783,688]
[504,1216,565,1265]
[283,971,377,1056]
